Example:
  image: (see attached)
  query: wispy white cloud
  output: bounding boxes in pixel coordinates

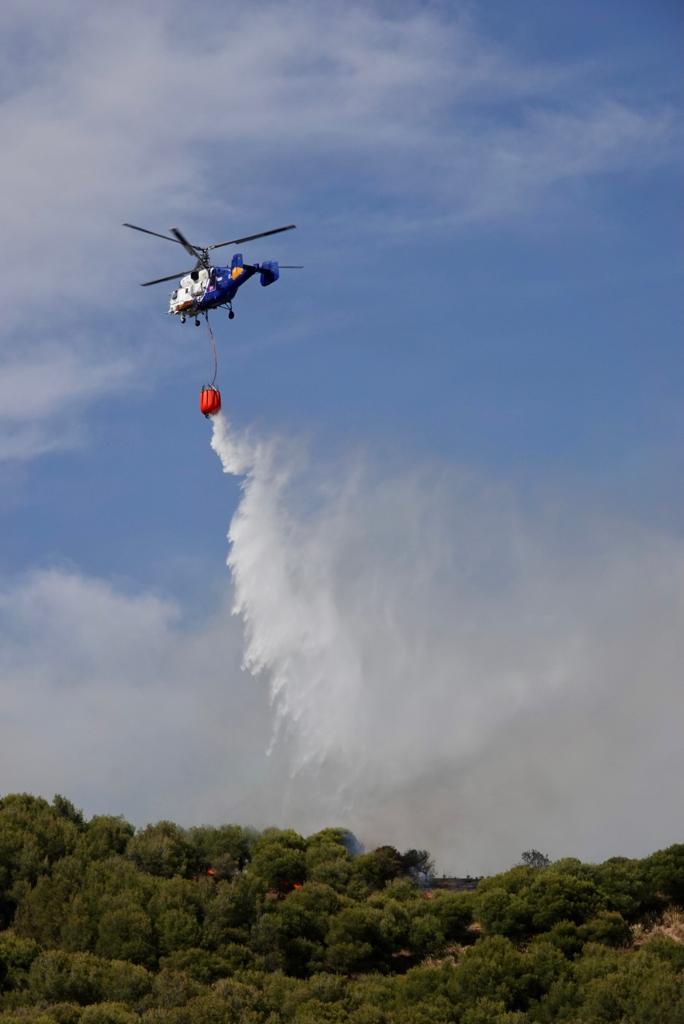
[2,2,675,285]
[0,567,274,825]
[0,346,135,461]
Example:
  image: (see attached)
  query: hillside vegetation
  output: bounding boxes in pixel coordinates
[1,794,683,1023]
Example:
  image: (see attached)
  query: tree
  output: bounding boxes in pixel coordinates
[326,906,390,974]
[578,911,632,949]
[28,950,104,1004]
[188,982,261,1024]
[520,850,550,870]
[186,824,255,879]
[95,904,156,966]
[158,947,226,983]
[642,933,684,973]
[157,909,201,955]
[80,1004,137,1024]
[461,1000,529,1024]
[0,794,81,924]
[306,841,352,892]
[474,867,605,939]
[426,891,473,944]
[248,833,307,893]
[407,913,446,957]
[446,936,530,1013]
[527,871,605,932]
[400,850,434,885]
[643,843,684,905]
[14,860,82,946]
[579,946,684,1022]
[352,848,404,892]
[98,959,152,1004]
[51,796,85,828]
[126,823,191,879]
[306,828,352,851]
[53,855,157,955]
[78,818,135,862]
[150,877,203,955]
[151,967,201,1009]
[473,887,533,940]
[201,875,266,947]
[0,930,40,993]
[252,883,342,976]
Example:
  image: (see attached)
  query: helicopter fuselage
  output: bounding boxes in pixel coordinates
[169,253,279,318]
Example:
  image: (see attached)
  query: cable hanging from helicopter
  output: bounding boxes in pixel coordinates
[199,314,221,419]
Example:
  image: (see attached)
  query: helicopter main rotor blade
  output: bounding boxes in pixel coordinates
[208,224,296,251]
[140,270,194,287]
[279,265,304,269]
[170,227,204,261]
[123,223,185,245]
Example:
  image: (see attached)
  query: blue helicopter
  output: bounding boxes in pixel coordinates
[123,222,301,323]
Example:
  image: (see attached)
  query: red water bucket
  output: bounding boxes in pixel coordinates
[200,385,221,417]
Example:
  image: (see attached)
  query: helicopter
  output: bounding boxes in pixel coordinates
[123,222,301,323]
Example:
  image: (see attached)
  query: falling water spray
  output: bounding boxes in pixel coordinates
[209,412,684,872]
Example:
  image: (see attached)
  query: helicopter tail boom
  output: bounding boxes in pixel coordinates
[255,260,279,287]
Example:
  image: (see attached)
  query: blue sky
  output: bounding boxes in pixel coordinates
[1,1,682,872]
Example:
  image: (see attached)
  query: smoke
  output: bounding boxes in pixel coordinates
[210,413,684,873]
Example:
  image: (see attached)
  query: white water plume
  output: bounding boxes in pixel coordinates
[210,412,684,872]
